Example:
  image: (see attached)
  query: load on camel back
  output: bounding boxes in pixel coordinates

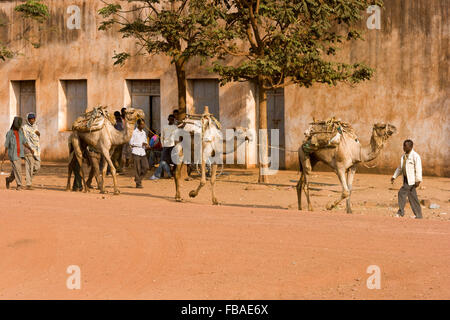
[72,106,116,132]
[301,117,359,171]
[302,117,358,153]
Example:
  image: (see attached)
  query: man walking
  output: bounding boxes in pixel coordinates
[129,118,149,188]
[3,117,34,190]
[391,139,423,219]
[22,112,41,189]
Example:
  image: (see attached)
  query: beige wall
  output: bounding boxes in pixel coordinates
[0,0,448,176]
[284,0,449,176]
[0,0,257,163]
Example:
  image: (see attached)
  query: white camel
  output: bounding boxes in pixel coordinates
[173,108,252,204]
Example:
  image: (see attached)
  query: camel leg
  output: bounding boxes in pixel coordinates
[174,146,184,202]
[101,148,119,195]
[345,166,357,214]
[303,171,313,211]
[100,157,108,193]
[174,162,185,202]
[189,152,207,198]
[327,168,350,210]
[71,137,89,193]
[210,163,219,205]
[93,155,103,190]
[66,156,73,191]
[93,158,103,190]
[88,157,102,190]
[296,172,303,210]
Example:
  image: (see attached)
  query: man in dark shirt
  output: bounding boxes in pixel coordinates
[3,117,34,190]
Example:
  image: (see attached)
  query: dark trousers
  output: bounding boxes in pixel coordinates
[161,146,174,164]
[133,154,149,186]
[398,177,423,218]
[148,150,161,168]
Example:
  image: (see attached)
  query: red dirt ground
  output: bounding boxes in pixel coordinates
[0,162,449,299]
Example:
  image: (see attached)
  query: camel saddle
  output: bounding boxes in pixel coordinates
[302,117,357,154]
[72,106,115,132]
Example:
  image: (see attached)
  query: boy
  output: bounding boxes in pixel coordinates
[22,112,41,189]
[129,119,150,188]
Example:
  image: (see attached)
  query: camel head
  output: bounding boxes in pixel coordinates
[372,123,397,141]
[124,108,145,124]
[233,127,254,142]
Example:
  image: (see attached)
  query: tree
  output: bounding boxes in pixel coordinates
[211,0,382,183]
[98,0,221,115]
[0,0,49,61]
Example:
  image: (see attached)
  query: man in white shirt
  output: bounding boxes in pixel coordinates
[161,114,178,163]
[129,119,149,188]
[391,139,423,219]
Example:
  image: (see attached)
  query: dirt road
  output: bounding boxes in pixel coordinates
[0,163,449,299]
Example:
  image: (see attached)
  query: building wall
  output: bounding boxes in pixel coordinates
[0,0,257,164]
[284,0,449,176]
[0,0,448,176]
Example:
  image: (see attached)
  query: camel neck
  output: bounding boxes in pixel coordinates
[109,117,134,144]
[360,133,384,162]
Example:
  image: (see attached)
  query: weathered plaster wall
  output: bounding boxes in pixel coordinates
[1,0,448,176]
[0,0,256,163]
[285,0,449,176]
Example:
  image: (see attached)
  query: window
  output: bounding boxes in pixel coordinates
[267,88,285,168]
[10,80,36,119]
[190,79,220,119]
[128,80,161,134]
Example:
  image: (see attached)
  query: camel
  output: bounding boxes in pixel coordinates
[67,107,145,194]
[296,123,397,213]
[173,108,252,205]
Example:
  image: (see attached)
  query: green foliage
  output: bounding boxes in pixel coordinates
[98,0,222,65]
[112,51,131,65]
[0,45,14,61]
[14,0,50,23]
[211,0,383,89]
[1,0,49,61]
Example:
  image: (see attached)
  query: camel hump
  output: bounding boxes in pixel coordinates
[72,105,111,132]
[303,117,357,150]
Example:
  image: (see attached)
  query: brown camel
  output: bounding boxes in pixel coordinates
[174,109,252,205]
[296,123,397,213]
[67,108,144,194]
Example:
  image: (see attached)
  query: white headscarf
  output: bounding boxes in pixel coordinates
[23,112,40,159]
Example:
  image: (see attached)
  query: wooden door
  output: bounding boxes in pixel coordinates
[19,81,36,119]
[267,88,285,169]
[192,79,220,119]
[130,80,160,130]
[65,80,87,129]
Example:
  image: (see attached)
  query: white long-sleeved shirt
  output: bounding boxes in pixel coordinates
[161,124,178,147]
[129,128,147,156]
[392,149,422,186]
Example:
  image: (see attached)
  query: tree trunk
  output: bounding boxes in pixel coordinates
[257,80,269,183]
[175,59,187,118]
[175,58,188,179]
